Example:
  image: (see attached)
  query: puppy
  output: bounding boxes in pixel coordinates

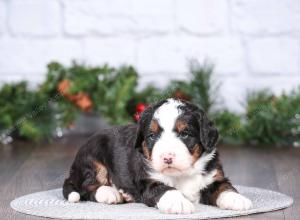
[63,98,252,214]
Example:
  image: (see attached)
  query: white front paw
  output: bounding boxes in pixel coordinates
[216,191,253,211]
[157,190,195,214]
[95,186,123,204]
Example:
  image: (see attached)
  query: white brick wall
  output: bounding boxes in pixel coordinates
[231,0,300,35]
[9,0,61,37]
[0,0,300,111]
[0,1,6,35]
[176,0,228,34]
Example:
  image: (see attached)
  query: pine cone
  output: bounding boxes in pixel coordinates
[57,79,93,112]
[75,92,93,112]
[57,79,71,95]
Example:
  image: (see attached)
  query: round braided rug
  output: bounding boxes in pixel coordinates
[10,185,293,220]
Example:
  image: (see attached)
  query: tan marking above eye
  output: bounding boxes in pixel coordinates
[175,119,188,133]
[142,141,152,160]
[150,119,160,133]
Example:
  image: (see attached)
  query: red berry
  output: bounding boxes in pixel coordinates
[136,103,147,113]
[134,113,140,122]
[135,103,146,113]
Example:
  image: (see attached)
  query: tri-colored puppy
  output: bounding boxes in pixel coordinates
[63,98,252,214]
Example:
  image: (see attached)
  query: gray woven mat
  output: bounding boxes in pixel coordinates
[10,186,293,220]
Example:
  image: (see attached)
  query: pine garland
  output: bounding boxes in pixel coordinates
[40,62,138,126]
[0,60,299,147]
[133,60,300,147]
[0,82,55,141]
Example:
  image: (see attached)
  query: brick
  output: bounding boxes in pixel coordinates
[131,0,173,14]
[137,36,244,76]
[64,0,174,36]
[136,36,186,75]
[64,0,135,36]
[82,38,136,66]
[247,38,299,75]
[8,0,61,36]
[232,0,300,35]
[130,0,175,34]
[0,39,82,74]
[180,37,245,75]
[176,0,228,34]
[0,1,6,35]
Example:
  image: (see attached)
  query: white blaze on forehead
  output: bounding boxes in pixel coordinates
[151,99,191,174]
[154,99,183,131]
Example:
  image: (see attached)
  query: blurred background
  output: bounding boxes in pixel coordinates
[1,0,300,106]
[0,0,300,146]
[0,2,300,220]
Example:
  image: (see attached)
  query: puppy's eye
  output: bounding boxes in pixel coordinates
[148,133,158,141]
[179,131,189,139]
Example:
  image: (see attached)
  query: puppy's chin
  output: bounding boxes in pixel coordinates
[158,166,191,177]
[161,167,182,175]
[151,161,192,177]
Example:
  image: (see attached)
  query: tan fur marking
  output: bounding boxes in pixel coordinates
[175,119,188,133]
[119,189,135,203]
[86,184,99,192]
[92,160,109,186]
[213,167,225,181]
[191,144,202,164]
[142,141,151,160]
[210,182,237,205]
[150,120,159,133]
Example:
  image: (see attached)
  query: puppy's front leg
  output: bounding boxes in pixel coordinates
[141,181,195,214]
[203,179,252,211]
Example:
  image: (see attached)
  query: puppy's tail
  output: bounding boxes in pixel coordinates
[63,177,80,203]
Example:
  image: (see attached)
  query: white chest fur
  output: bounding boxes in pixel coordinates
[150,169,217,204]
[173,170,217,203]
[149,149,217,203]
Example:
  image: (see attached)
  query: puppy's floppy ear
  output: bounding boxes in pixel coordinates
[197,109,219,152]
[134,127,144,153]
[134,106,153,151]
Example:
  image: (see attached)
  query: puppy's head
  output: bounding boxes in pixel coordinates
[135,98,218,176]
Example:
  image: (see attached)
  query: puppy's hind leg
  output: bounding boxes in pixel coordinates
[63,165,82,203]
[63,177,81,203]
[83,160,123,204]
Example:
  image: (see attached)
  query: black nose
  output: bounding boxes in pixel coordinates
[163,157,173,165]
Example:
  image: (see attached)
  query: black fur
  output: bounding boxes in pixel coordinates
[63,99,235,209]
[63,121,174,205]
[200,177,237,205]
